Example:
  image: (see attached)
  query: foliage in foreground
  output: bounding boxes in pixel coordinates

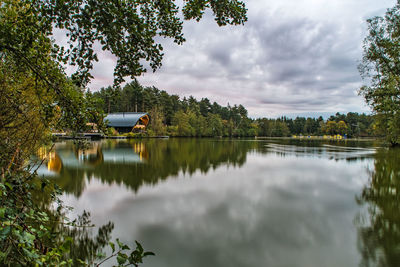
[359,0,400,146]
[0,150,154,266]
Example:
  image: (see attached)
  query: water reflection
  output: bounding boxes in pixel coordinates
[35,139,400,266]
[357,147,400,267]
[265,143,376,161]
[62,212,115,265]
[38,141,147,171]
[36,139,387,266]
[37,139,257,196]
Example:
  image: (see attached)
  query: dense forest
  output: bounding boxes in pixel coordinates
[90,81,375,138]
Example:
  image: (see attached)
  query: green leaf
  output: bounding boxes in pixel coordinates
[77,259,87,264]
[117,253,128,265]
[0,208,5,218]
[61,236,73,252]
[144,251,155,257]
[96,252,106,259]
[109,241,115,253]
[116,238,123,248]
[5,182,12,190]
[135,240,143,253]
[25,232,36,244]
[0,226,11,238]
[22,247,39,259]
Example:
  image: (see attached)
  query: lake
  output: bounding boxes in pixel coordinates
[36,138,400,267]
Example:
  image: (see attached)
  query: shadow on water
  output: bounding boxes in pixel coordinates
[356,147,400,267]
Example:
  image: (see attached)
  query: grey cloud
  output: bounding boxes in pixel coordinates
[259,98,328,106]
[248,18,343,87]
[83,0,395,117]
[208,42,233,67]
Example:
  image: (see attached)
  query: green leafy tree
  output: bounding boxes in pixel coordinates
[359,1,400,146]
[257,118,271,137]
[337,120,348,135]
[0,0,247,264]
[303,118,319,135]
[293,117,306,135]
[271,120,290,137]
[188,112,206,137]
[325,121,338,135]
[205,113,224,137]
[171,110,194,136]
[148,107,167,136]
[1,0,247,87]
[248,122,259,137]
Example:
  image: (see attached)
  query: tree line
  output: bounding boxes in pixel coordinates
[91,81,375,138]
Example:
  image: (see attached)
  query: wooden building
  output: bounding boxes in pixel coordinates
[104,112,150,133]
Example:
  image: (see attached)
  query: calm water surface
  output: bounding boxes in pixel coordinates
[37,138,400,267]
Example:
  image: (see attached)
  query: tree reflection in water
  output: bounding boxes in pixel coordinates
[41,138,377,198]
[357,147,400,267]
[36,138,390,265]
[34,138,257,264]
[31,187,115,265]
[63,212,114,265]
[44,139,256,196]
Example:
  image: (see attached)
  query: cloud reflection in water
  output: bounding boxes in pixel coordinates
[59,140,375,267]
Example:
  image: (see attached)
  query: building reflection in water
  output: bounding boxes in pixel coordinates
[36,141,148,176]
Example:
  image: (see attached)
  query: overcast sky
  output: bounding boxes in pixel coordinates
[86,0,396,118]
